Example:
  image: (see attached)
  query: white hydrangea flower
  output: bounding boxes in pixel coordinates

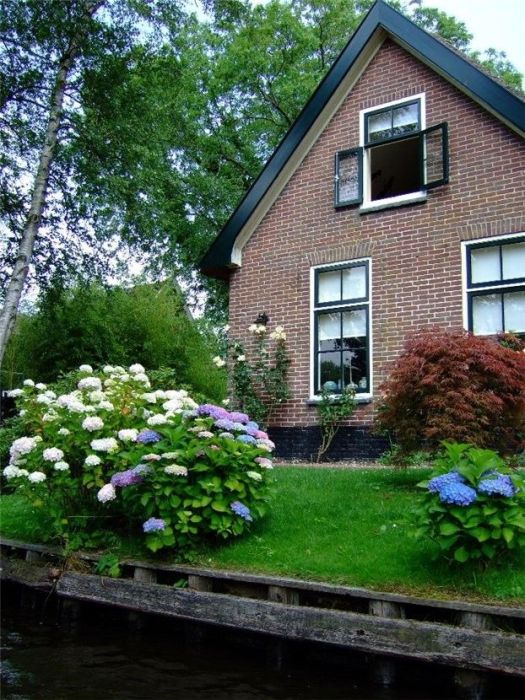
[35,382,47,390]
[23,379,35,387]
[133,373,150,385]
[3,465,21,479]
[164,464,188,476]
[147,414,168,426]
[54,461,70,471]
[78,377,102,392]
[58,428,71,436]
[103,365,114,374]
[42,411,59,422]
[57,394,86,413]
[246,471,263,481]
[97,483,116,503]
[10,436,39,458]
[154,390,166,399]
[129,363,145,374]
[82,416,104,431]
[89,390,106,403]
[118,429,138,442]
[111,366,126,375]
[34,436,43,443]
[18,469,29,477]
[43,447,64,462]
[104,378,116,387]
[213,356,226,368]
[28,471,47,483]
[79,364,93,373]
[98,401,114,411]
[141,392,157,403]
[91,437,119,453]
[164,390,187,399]
[7,388,24,398]
[161,452,179,459]
[36,394,53,405]
[82,405,97,413]
[162,398,183,413]
[142,408,152,418]
[142,453,162,461]
[84,455,102,466]
[44,390,57,399]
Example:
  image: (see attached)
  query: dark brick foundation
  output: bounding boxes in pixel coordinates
[268,426,389,462]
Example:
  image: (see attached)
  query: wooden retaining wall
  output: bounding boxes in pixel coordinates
[1,538,524,678]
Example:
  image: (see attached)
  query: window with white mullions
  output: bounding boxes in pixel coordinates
[465,236,525,337]
[313,261,371,394]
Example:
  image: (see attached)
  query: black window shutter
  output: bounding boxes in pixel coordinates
[419,122,449,189]
[335,147,363,206]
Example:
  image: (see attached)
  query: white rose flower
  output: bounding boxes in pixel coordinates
[58,428,71,436]
[82,416,104,432]
[43,447,64,462]
[28,471,47,483]
[84,455,102,466]
[129,363,145,374]
[248,324,258,333]
[97,483,116,503]
[147,414,168,426]
[54,461,70,471]
[79,364,93,373]
[78,377,102,392]
[7,388,23,398]
[23,379,35,387]
[236,355,246,362]
[213,356,226,368]
[223,324,230,332]
[91,437,119,453]
[118,429,138,442]
[164,465,188,476]
[3,466,21,479]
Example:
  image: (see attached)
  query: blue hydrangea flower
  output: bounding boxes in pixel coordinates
[143,517,166,533]
[230,501,253,522]
[237,434,257,445]
[246,421,259,431]
[136,429,161,444]
[478,474,516,498]
[111,469,144,487]
[428,471,464,494]
[231,422,247,432]
[438,482,477,506]
[132,464,153,476]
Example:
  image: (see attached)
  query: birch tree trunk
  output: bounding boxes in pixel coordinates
[0,1,103,367]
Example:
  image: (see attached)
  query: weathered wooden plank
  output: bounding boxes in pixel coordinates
[0,557,54,590]
[56,573,525,676]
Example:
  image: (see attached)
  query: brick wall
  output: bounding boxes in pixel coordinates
[228,39,525,441]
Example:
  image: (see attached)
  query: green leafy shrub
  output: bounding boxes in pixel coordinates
[315,386,356,462]
[413,442,525,563]
[376,328,525,456]
[3,364,274,552]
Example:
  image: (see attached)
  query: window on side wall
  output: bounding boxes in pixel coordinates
[313,261,371,395]
[465,235,525,338]
[334,95,449,208]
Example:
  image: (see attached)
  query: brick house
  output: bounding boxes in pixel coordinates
[201,0,525,460]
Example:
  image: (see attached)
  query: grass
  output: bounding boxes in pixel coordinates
[2,467,524,603]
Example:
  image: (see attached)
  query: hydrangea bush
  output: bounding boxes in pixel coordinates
[414,442,525,563]
[4,365,274,552]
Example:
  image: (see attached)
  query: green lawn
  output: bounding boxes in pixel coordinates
[2,467,524,603]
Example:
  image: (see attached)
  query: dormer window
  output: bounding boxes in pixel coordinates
[334,95,449,209]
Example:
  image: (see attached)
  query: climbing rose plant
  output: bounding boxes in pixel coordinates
[5,365,274,552]
[413,442,525,563]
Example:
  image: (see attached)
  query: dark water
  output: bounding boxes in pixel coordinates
[1,584,522,700]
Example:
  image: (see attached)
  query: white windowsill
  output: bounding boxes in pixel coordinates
[306,394,373,406]
[360,193,427,214]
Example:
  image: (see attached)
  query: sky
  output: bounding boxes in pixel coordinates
[420,0,525,79]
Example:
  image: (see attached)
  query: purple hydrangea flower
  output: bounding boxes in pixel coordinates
[132,464,153,476]
[255,430,269,440]
[111,469,144,487]
[136,429,162,444]
[230,501,253,522]
[478,474,516,498]
[438,482,477,506]
[215,418,236,431]
[237,434,257,445]
[196,404,231,421]
[245,427,260,437]
[143,517,166,533]
[428,471,464,494]
[229,411,250,424]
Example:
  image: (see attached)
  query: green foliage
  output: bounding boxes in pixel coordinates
[413,442,525,564]
[4,280,226,402]
[376,328,525,456]
[223,323,290,429]
[379,445,435,468]
[316,386,356,462]
[4,365,273,553]
[95,554,122,578]
[0,416,24,470]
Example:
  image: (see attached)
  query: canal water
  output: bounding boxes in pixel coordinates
[1,583,522,700]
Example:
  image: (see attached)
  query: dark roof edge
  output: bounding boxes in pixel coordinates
[200,0,525,278]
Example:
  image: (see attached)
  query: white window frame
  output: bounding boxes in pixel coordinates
[461,233,525,336]
[309,258,373,401]
[359,93,426,211]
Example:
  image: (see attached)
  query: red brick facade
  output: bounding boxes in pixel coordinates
[228,39,525,434]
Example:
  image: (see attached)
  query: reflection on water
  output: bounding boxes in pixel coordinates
[0,584,521,700]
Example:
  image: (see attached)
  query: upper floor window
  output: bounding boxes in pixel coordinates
[465,236,525,337]
[334,95,449,208]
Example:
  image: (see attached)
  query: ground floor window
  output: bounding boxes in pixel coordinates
[312,260,371,394]
[465,235,525,337]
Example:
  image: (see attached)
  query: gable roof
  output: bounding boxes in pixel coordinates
[201,0,525,279]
